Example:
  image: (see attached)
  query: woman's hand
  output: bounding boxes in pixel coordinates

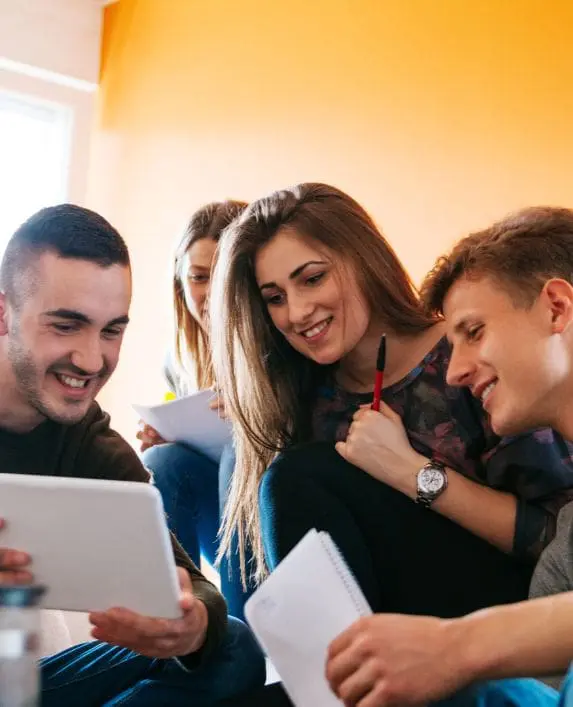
[136,423,166,453]
[335,403,426,496]
[208,393,227,420]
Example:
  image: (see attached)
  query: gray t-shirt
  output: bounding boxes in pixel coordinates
[529,501,573,687]
[530,501,573,599]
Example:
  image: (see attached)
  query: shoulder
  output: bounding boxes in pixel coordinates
[487,426,573,465]
[531,502,573,597]
[72,403,150,483]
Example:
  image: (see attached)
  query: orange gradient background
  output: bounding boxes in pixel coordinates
[88,0,573,438]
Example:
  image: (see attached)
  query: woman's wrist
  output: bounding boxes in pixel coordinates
[393,452,429,498]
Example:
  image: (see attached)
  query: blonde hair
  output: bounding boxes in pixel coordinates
[172,200,247,391]
[210,183,437,583]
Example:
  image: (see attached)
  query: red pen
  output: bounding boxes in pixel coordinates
[371,334,386,412]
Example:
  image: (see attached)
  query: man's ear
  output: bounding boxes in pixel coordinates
[0,292,10,337]
[543,279,573,334]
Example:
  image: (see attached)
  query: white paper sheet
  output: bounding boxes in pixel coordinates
[245,530,372,707]
[133,391,232,463]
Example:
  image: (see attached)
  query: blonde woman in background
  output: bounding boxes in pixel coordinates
[137,200,254,620]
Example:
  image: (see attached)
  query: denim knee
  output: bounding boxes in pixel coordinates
[258,442,339,529]
[145,443,219,496]
[259,441,349,503]
[259,443,317,505]
[143,443,192,481]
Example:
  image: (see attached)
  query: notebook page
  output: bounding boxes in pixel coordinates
[245,529,372,707]
[133,391,231,462]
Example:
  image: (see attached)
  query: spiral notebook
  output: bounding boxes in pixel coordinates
[244,529,372,707]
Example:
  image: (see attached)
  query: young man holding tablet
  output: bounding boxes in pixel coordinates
[0,205,264,706]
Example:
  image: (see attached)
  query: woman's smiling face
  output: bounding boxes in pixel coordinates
[255,228,371,365]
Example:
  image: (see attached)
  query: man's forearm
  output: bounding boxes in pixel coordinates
[452,592,573,682]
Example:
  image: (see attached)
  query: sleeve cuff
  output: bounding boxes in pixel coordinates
[176,579,228,668]
[514,499,552,560]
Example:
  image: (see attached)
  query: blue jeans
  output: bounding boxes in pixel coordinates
[433,667,573,706]
[144,442,254,621]
[143,443,219,568]
[41,616,266,706]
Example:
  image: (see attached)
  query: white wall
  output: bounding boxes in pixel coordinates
[0,0,104,205]
[0,0,102,84]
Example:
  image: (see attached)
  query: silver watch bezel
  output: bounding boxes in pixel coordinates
[416,461,447,507]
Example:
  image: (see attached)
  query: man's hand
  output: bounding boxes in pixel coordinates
[326,614,470,707]
[0,519,33,585]
[89,567,209,658]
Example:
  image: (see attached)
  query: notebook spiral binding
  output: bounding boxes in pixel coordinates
[319,532,372,617]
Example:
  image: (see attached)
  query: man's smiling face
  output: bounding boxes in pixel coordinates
[1,251,131,427]
[443,274,573,437]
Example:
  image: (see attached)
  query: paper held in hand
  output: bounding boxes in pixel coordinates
[133,390,232,463]
[245,529,372,707]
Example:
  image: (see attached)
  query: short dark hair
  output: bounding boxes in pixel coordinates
[0,204,130,301]
[421,206,573,314]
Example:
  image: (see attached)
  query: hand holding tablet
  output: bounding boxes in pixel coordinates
[0,520,33,585]
[90,566,209,658]
[0,474,181,619]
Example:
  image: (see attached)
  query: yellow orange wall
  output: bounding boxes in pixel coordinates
[89,0,573,440]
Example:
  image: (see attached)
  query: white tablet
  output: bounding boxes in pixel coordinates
[0,474,181,618]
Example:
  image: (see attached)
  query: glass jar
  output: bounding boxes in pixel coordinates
[0,585,45,707]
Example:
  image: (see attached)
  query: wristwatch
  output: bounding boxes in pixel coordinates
[416,460,448,508]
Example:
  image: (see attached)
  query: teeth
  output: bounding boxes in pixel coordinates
[481,382,496,402]
[302,319,329,339]
[59,375,88,389]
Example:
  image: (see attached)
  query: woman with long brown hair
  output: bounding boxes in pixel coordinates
[210,182,573,618]
[137,199,253,619]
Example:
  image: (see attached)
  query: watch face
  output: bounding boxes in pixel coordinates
[419,468,445,495]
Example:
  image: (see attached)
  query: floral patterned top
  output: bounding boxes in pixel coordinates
[312,337,573,561]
